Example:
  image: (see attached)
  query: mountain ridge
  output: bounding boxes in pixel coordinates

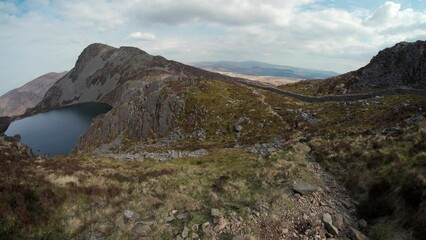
[0,71,67,117]
[31,43,236,150]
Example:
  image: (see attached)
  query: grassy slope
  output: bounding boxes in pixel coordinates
[262,91,426,239]
[1,79,425,239]
[177,80,287,145]
[117,79,289,152]
[0,147,319,239]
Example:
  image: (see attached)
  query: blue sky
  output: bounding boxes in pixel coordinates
[1,0,426,95]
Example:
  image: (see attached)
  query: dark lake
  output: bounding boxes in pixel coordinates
[5,102,111,156]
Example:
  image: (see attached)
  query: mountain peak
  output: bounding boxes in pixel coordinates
[83,43,116,54]
[326,40,426,90]
[118,46,148,54]
[370,40,426,70]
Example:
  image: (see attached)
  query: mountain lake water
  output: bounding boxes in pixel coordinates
[5,102,112,156]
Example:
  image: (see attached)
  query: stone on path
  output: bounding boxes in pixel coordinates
[292,183,320,195]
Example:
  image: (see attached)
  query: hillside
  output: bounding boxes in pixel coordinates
[281,41,426,95]
[191,61,339,79]
[30,43,238,150]
[0,72,67,117]
[1,42,426,240]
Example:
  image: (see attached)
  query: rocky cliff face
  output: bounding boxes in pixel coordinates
[0,117,12,134]
[331,40,426,90]
[33,43,230,149]
[0,72,67,117]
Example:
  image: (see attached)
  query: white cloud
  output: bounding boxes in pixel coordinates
[126,0,315,26]
[365,1,426,30]
[1,0,426,95]
[128,32,156,41]
[57,0,125,30]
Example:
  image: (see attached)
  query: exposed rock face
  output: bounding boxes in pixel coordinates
[33,43,230,150]
[0,117,12,134]
[0,72,67,117]
[331,40,426,90]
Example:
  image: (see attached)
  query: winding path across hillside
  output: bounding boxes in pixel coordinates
[234,78,426,103]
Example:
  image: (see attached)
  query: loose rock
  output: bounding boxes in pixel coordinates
[177,212,188,220]
[132,223,151,237]
[214,217,229,232]
[333,214,344,230]
[124,210,135,219]
[211,208,220,217]
[164,216,175,222]
[323,213,339,236]
[349,227,368,240]
[358,219,368,230]
[181,226,189,238]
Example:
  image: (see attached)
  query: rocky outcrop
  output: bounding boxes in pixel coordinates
[0,72,67,117]
[0,117,12,134]
[32,43,231,150]
[0,134,33,160]
[332,40,426,90]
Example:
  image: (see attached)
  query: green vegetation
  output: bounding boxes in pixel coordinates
[1,78,425,239]
[163,79,288,150]
[261,89,426,239]
[0,146,316,239]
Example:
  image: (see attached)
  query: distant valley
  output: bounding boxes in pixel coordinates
[191,60,339,80]
[204,70,303,86]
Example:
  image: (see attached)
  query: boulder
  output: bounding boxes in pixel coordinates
[323,213,339,236]
[211,208,220,217]
[181,226,189,238]
[349,227,368,240]
[124,210,135,219]
[358,219,368,230]
[292,183,320,195]
[132,223,151,237]
[333,214,344,230]
[176,212,188,220]
[324,222,339,237]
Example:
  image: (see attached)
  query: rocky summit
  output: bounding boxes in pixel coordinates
[338,40,426,90]
[1,41,426,240]
[282,40,426,95]
[31,43,232,150]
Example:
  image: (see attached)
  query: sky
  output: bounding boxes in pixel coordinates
[0,0,426,95]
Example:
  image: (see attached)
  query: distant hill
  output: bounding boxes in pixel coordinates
[0,72,67,117]
[191,60,339,79]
